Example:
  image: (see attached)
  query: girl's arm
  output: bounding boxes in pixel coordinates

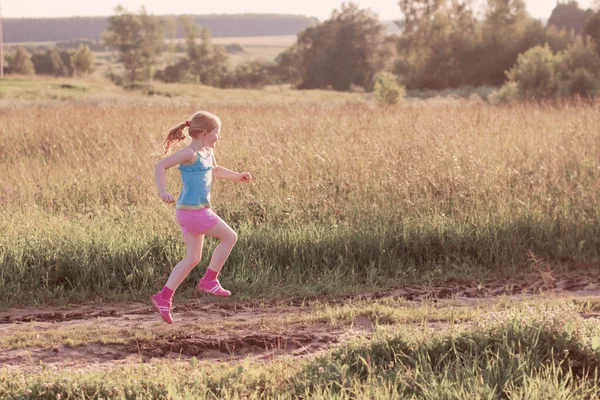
[213,166,252,182]
[211,152,252,182]
[154,147,195,203]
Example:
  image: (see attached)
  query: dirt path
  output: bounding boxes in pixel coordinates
[1,270,599,372]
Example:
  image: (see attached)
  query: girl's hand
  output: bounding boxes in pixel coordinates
[159,191,175,204]
[238,172,252,183]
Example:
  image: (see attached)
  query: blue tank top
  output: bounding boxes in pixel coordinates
[176,151,214,209]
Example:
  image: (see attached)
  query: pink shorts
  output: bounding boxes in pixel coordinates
[175,208,221,236]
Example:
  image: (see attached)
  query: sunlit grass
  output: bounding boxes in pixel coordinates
[1,304,599,399]
[0,80,599,306]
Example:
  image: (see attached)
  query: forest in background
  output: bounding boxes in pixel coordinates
[3,1,600,102]
[2,14,319,43]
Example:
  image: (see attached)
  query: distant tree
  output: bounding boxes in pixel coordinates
[492,38,600,101]
[274,45,304,86]
[9,47,35,75]
[548,1,594,34]
[223,60,277,89]
[397,0,446,34]
[181,16,229,86]
[395,0,481,89]
[59,50,76,77]
[165,16,178,65]
[478,0,545,85]
[544,24,578,53]
[154,58,192,83]
[72,45,97,75]
[583,10,600,56]
[292,3,390,91]
[31,49,65,75]
[102,6,165,83]
[392,0,584,90]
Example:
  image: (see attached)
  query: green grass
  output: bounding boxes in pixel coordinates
[1,304,599,399]
[1,206,597,307]
[0,90,599,306]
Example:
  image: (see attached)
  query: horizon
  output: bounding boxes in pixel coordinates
[1,1,595,22]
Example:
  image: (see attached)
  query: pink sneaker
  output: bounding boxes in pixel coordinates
[151,293,173,324]
[197,278,231,297]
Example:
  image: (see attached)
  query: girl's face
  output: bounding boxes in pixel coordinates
[204,126,221,148]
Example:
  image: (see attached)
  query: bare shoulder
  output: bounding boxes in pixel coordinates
[180,146,199,165]
[158,147,196,169]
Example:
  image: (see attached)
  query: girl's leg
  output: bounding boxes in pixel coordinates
[204,220,237,275]
[197,220,237,296]
[165,232,204,291]
[152,233,203,324]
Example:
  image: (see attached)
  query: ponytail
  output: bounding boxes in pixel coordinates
[162,121,189,156]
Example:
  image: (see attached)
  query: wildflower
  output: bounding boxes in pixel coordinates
[318,367,325,374]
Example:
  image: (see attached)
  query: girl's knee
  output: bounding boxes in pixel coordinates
[226,230,237,245]
[185,253,202,266]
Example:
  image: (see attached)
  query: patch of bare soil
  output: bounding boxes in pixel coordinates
[1,270,599,372]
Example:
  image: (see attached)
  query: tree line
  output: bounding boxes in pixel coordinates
[2,14,318,43]
[5,45,96,77]
[4,1,600,101]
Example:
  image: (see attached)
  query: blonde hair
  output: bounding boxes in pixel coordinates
[161,111,221,156]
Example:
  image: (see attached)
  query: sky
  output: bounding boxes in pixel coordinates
[0,0,596,21]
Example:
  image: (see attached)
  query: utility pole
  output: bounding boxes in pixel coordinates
[0,1,4,77]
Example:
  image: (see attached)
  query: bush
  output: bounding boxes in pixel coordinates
[373,72,405,105]
[72,45,96,75]
[562,36,600,72]
[222,60,277,89]
[223,44,246,54]
[104,67,124,86]
[494,39,600,101]
[506,45,563,99]
[8,47,35,75]
[31,48,77,77]
[154,59,192,83]
[562,67,600,97]
[489,81,519,104]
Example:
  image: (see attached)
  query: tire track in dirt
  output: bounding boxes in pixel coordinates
[2,269,598,325]
[1,270,599,371]
[0,330,350,371]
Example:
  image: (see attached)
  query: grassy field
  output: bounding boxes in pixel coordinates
[1,76,599,398]
[1,76,599,306]
[211,35,296,66]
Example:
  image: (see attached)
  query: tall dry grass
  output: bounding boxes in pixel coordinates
[0,98,599,305]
